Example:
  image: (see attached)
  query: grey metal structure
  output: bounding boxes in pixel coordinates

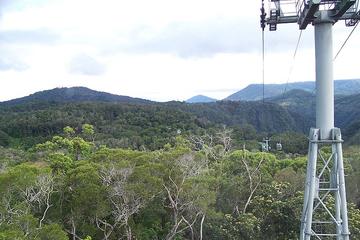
[261,0,360,239]
[261,138,271,152]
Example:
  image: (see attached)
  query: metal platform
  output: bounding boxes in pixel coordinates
[266,0,360,30]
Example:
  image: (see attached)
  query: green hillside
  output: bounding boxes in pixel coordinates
[226,79,360,101]
[2,86,360,149]
[1,87,360,240]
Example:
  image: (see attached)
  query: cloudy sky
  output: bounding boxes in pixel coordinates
[0,0,359,102]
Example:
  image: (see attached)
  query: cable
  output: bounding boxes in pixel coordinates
[262,29,265,103]
[282,30,303,96]
[260,0,266,103]
[334,20,359,61]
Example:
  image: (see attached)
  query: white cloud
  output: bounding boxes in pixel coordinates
[0,57,28,71]
[0,28,58,45]
[68,54,106,76]
[0,0,359,102]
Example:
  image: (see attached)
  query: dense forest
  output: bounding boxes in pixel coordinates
[0,99,309,151]
[1,88,360,239]
[1,124,360,239]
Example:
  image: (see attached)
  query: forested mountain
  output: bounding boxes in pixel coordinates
[0,101,201,149]
[267,89,316,128]
[335,93,360,145]
[0,99,306,150]
[1,88,360,240]
[2,86,360,150]
[185,95,217,103]
[0,87,151,107]
[225,79,360,101]
[267,90,360,144]
[168,100,307,132]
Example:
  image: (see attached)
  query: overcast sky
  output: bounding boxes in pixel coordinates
[0,0,359,102]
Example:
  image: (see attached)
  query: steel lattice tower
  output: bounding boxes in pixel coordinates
[261,0,360,239]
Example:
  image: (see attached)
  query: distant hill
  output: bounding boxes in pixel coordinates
[1,86,360,149]
[268,89,316,121]
[267,89,360,143]
[0,87,309,149]
[0,87,151,107]
[170,100,308,133]
[225,79,360,101]
[335,93,360,128]
[186,95,217,103]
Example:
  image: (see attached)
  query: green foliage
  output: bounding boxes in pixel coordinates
[48,153,73,173]
[252,183,302,239]
[0,130,10,147]
[0,229,26,240]
[63,126,75,138]
[1,124,360,239]
[270,131,308,154]
[37,224,68,240]
[0,147,30,169]
[36,131,94,165]
[221,213,261,239]
[0,97,314,151]
[81,124,94,136]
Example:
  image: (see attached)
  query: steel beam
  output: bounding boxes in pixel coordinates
[299,0,321,30]
[333,0,357,18]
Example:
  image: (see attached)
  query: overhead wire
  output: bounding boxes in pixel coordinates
[261,0,266,103]
[333,20,359,61]
[262,28,265,103]
[260,0,267,142]
[282,30,303,97]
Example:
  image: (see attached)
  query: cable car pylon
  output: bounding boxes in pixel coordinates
[261,0,360,239]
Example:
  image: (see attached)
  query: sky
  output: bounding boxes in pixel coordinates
[0,0,359,102]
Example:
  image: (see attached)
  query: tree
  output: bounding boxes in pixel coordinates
[0,164,42,226]
[0,163,67,240]
[189,127,233,162]
[37,224,68,240]
[216,150,271,216]
[239,151,265,214]
[99,166,141,240]
[36,127,94,163]
[82,124,95,142]
[23,173,55,227]
[0,130,10,147]
[92,148,162,240]
[62,161,107,240]
[162,153,214,240]
[63,126,75,138]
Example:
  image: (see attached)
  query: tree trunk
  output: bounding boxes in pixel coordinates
[165,211,179,240]
[125,220,132,240]
[200,214,205,240]
[71,219,76,240]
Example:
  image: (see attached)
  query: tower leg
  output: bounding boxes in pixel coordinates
[300,128,319,240]
[334,128,350,240]
[331,143,342,239]
[300,128,350,239]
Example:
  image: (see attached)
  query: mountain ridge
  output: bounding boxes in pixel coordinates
[1,86,360,148]
[0,87,152,107]
[225,79,360,101]
[186,95,217,103]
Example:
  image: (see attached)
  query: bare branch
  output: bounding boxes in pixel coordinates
[239,151,264,214]
[164,154,208,240]
[99,165,145,240]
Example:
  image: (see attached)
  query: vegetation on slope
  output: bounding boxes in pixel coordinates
[0,125,359,239]
[0,95,308,150]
